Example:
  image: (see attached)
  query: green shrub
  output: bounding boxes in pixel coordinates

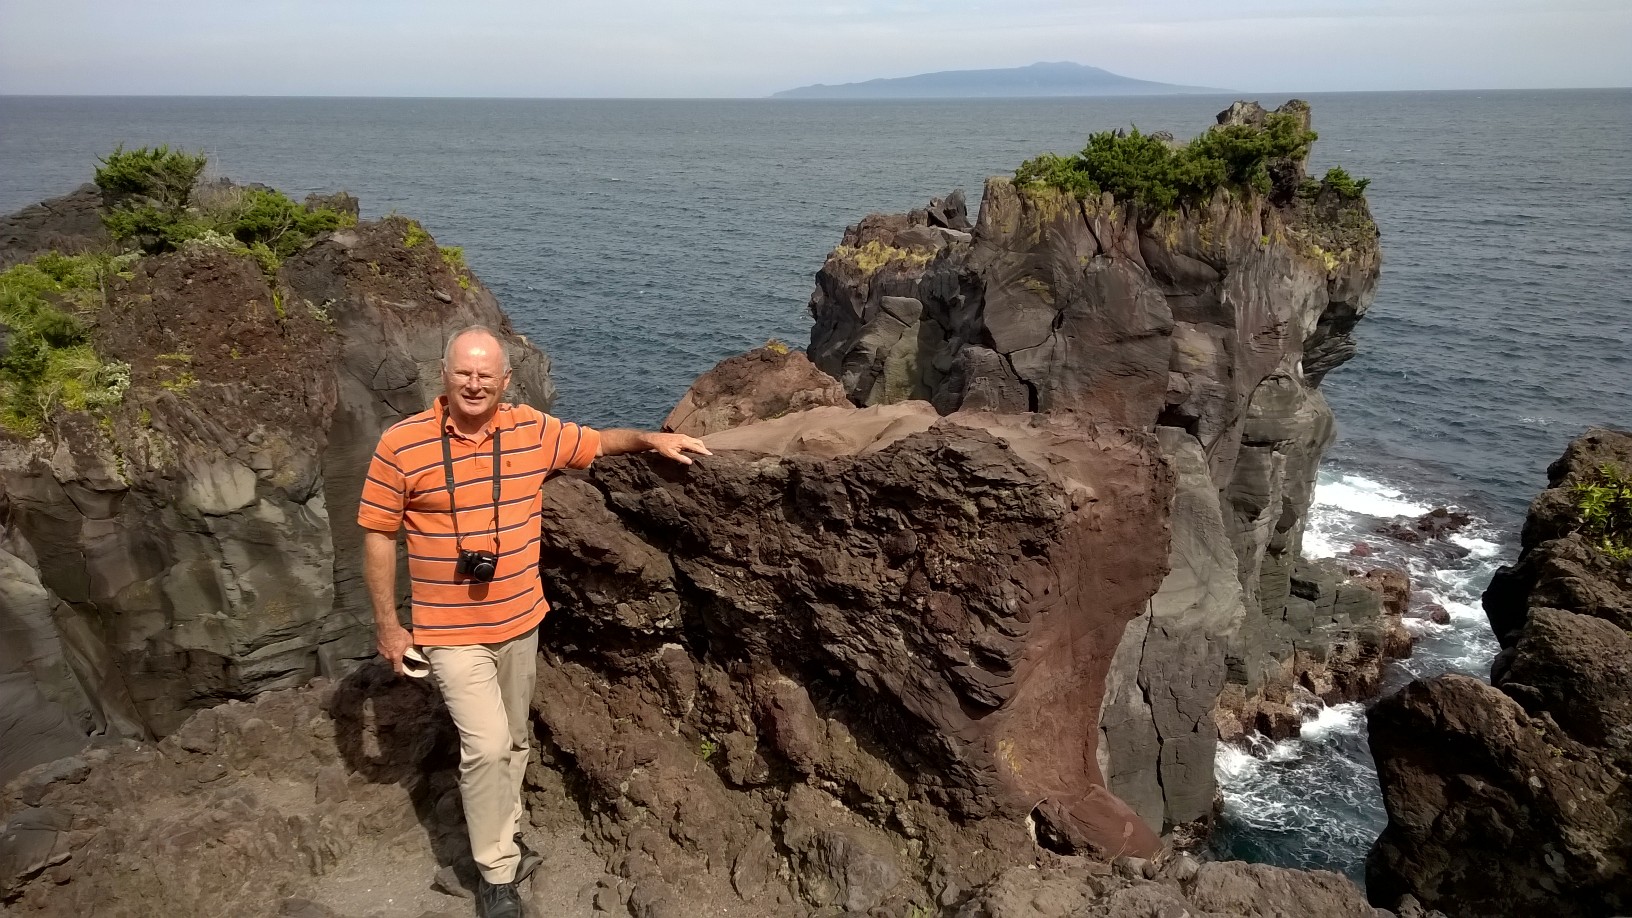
[1321,166,1371,201]
[96,145,354,261]
[1014,112,1321,212]
[403,221,430,249]
[1571,463,1632,564]
[0,254,131,435]
[228,187,354,258]
[94,145,207,210]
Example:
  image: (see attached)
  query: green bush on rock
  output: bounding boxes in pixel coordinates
[0,253,133,436]
[1014,112,1322,211]
[1571,463,1632,563]
[1320,167,1371,201]
[94,144,207,211]
[96,145,356,264]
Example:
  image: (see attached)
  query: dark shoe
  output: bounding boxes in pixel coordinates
[477,877,523,918]
[514,833,542,884]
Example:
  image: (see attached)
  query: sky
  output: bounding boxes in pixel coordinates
[1,0,1628,97]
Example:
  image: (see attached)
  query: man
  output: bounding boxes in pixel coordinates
[358,325,709,918]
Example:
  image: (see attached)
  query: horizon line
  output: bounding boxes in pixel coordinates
[2,86,1630,102]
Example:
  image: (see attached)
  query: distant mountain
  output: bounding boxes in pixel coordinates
[772,61,1221,99]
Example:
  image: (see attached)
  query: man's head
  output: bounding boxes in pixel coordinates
[441,325,512,429]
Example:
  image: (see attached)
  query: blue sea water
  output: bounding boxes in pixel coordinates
[3,90,1630,883]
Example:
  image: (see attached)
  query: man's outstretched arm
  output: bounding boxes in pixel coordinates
[597,430,712,465]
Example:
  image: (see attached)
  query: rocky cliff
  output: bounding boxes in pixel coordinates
[0,186,553,780]
[2,665,1410,918]
[0,113,1414,916]
[806,101,1395,833]
[1367,427,1632,917]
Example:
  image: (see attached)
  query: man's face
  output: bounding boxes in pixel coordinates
[442,333,511,426]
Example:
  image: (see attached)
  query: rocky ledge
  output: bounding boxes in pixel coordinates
[2,668,1416,917]
[1367,427,1632,917]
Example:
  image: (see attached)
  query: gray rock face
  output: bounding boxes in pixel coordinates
[0,207,554,777]
[806,101,1383,832]
[0,184,110,269]
[1368,427,1632,917]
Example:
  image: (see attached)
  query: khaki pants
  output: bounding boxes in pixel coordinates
[425,627,538,884]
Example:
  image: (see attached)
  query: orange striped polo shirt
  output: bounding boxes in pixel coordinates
[357,397,600,645]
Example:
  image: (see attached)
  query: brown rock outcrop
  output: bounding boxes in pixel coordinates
[805,101,1388,831]
[1367,427,1632,917]
[537,404,1177,882]
[0,205,554,777]
[1,665,1423,918]
[1,668,460,916]
[660,344,849,437]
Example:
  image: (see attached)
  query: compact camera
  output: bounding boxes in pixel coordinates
[456,548,498,582]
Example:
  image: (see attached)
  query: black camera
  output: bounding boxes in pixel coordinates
[456,548,498,582]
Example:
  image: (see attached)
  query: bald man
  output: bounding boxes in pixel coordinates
[359,325,709,918]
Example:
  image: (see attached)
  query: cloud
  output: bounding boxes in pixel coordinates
[1,0,1628,95]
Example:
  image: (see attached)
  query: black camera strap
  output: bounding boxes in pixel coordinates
[439,406,503,553]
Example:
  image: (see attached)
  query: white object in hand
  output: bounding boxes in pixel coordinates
[402,646,431,678]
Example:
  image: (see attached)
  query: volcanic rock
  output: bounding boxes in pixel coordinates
[1367,426,1632,917]
[805,100,1386,831]
[0,184,110,269]
[660,344,849,437]
[0,205,554,778]
[537,403,1176,875]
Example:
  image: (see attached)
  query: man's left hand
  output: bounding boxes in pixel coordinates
[645,432,712,465]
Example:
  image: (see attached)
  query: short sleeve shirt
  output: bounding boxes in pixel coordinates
[357,397,600,645]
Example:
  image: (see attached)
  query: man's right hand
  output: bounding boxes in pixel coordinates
[377,625,414,677]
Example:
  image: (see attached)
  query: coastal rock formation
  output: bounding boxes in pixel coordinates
[660,344,849,437]
[537,404,1177,883]
[0,184,110,269]
[2,108,1399,914]
[0,201,552,778]
[1,669,1412,918]
[1367,427,1632,917]
[806,101,1387,832]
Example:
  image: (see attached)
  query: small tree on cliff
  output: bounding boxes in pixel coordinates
[95,145,356,262]
[95,145,210,253]
[1013,112,1329,212]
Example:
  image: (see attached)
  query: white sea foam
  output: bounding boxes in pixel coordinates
[1299,702,1365,743]
[1450,533,1502,558]
[1301,528,1342,559]
[1313,473,1432,519]
[1216,463,1513,876]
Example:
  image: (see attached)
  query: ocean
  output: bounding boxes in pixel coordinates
[3,90,1630,884]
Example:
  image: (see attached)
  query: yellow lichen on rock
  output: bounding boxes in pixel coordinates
[831,240,935,276]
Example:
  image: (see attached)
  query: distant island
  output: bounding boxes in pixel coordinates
[771,61,1222,99]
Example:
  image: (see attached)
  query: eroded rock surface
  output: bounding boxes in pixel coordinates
[0,184,110,269]
[2,668,1420,918]
[0,206,553,776]
[661,344,850,437]
[536,404,1176,897]
[805,101,1387,832]
[1367,427,1632,917]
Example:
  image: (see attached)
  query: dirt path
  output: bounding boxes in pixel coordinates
[301,824,614,918]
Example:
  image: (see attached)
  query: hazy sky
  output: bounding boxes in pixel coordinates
[2,0,1627,96]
